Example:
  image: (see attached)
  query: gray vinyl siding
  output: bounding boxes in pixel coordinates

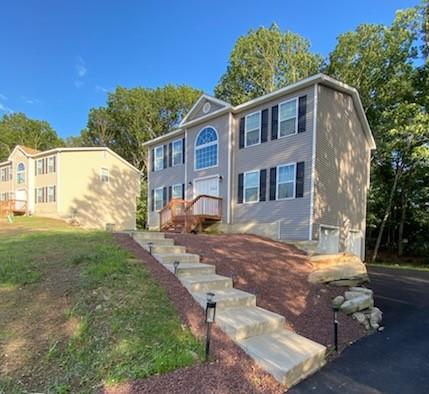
[185,113,229,221]
[147,133,185,228]
[313,85,370,255]
[232,86,315,240]
[187,98,225,122]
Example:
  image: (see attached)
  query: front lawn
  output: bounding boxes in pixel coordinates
[0,217,203,393]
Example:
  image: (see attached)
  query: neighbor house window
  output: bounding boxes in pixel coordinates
[154,145,164,171]
[100,168,109,183]
[1,167,10,182]
[154,187,164,211]
[16,163,25,184]
[172,184,183,199]
[244,170,260,203]
[36,159,44,175]
[36,187,44,203]
[245,111,261,147]
[279,99,298,137]
[172,139,183,166]
[47,185,56,202]
[47,156,56,173]
[195,127,218,170]
[277,163,296,199]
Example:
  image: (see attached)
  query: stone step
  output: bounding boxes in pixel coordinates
[154,253,200,264]
[237,329,326,388]
[152,245,186,255]
[133,231,165,240]
[163,262,216,277]
[192,288,256,310]
[180,274,233,292]
[216,306,285,341]
[137,238,175,248]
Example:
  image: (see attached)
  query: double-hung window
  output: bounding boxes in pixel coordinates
[100,168,109,183]
[48,186,56,202]
[154,145,164,171]
[172,184,183,200]
[244,170,260,203]
[36,159,43,175]
[0,168,8,182]
[154,187,164,211]
[47,156,56,173]
[195,127,218,170]
[279,99,298,138]
[172,139,183,166]
[277,163,296,199]
[36,188,44,203]
[245,112,261,147]
[16,163,25,184]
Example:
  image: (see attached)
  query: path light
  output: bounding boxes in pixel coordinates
[147,241,154,255]
[205,292,217,361]
[331,300,341,352]
[173,260,180,275]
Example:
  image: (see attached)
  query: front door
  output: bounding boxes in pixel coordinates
[15,189,27,211]
[193,176,219,215]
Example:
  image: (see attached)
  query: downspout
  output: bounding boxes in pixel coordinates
[308,83,318,241]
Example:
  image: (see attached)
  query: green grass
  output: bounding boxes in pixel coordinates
[368,261,429,272]
[0,217,203,393]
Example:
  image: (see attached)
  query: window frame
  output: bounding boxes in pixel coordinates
[0,167,8,182]
[47,185,56,203]
[194,126,219,171]
[244,110,261,147]
[276,162,296,200]
[243,170,260,204]
[100,167,109,183]
[172,139,183,167]
[154,145,164,171]
[36,187,44,204]
[47,156,55,173]
[172,183,183,200]
[154,187,164,211]
[36,159,44,175]
[16,162,25,184]
[278,98,298,139]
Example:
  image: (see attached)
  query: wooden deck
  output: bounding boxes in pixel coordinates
[159,194,222,233]
[0,199,27,216]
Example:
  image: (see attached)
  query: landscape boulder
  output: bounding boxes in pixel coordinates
[308,253,369,285]
[340,294,374,315]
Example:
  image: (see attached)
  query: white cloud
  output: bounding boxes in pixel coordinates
[0,93,7,101]
[0,102,13,114]
[21,96,41,105]
[95,85,108,93]
[74,80,84,88]
[76,56,87,77]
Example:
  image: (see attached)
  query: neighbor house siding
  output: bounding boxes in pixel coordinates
[313,85,370,256]
[231,85,315,240]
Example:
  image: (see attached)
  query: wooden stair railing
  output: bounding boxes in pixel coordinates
[159,195,222,233]
[0,199,27,217]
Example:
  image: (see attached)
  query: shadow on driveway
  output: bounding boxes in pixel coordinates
[290,266,429,394]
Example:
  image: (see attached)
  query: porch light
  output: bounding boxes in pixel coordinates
[205,292,217,361]
[173,260,180,275]
[147,241,154,255]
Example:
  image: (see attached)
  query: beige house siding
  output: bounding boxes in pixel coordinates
[313,85,370,257]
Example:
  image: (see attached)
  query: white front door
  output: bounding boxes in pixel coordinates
[15,189,27,210]
[193,176,219,198]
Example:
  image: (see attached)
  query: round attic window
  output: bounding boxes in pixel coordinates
[203,102,211,114]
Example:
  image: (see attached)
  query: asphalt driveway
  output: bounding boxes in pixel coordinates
[291,265,429,394]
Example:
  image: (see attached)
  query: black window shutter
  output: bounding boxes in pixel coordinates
[54,185,56,202]
[168,142,172,167]
[163,145,167,169]
[168,185,172,201]
[182,183,185,200]
[53,156,56,172]
[35,161,37,175]
[296,162,305,198]
[151,149,154,172]
[269,167,277,200]
[182,138,186,164]
[151,189,154,211]
[239,117,245,149]
[261,109,268,143]
[237,173,244,203]
[298,95,307,133]
[163,186,167,207]
[260,169,267,201]
[271,105,278,140]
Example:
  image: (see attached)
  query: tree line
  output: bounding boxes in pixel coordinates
[0,1,427,262]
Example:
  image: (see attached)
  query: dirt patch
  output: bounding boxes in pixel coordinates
[166,233,366,349]
[111,234,284,394]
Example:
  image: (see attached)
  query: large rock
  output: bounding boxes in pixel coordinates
[308,253,369,285]
[340,294,374,315]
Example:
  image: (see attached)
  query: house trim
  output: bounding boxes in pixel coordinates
[309,83,318,240]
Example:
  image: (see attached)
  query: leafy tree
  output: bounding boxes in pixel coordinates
[214,24,323,105]
[0,113,62,161]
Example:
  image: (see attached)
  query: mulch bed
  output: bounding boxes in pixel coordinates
[107,234,284,394]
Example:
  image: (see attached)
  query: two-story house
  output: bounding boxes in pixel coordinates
[144,74,376,259]
[0,145,141,230]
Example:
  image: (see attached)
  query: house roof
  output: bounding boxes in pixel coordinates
[17,145,40,155]
[143,73,376,150]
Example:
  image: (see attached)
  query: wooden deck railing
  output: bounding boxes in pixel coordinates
[159,194,222,232]
[0,199,27,216]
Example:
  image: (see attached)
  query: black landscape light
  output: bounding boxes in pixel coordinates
[147,241,154,255]
[332,302,340,352]
[173,260,180,275]
[205,292,217,361]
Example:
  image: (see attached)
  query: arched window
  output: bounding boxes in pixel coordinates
[195,127,218,170]
[16,162,25,184]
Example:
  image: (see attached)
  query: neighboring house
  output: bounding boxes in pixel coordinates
[144,74,376,259]
[0,145,141,230]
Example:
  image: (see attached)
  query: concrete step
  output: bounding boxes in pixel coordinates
[152,245,186,255]
[137,238,175,248]
[163,262,216,277]
[133,231,165,240]
[216,306,285,341]
[154,253,200,264]
[180,274,233,292]
[192,288,256,310]
[237,329,326,388]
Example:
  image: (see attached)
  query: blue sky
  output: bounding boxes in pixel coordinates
[0,0,418,138]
